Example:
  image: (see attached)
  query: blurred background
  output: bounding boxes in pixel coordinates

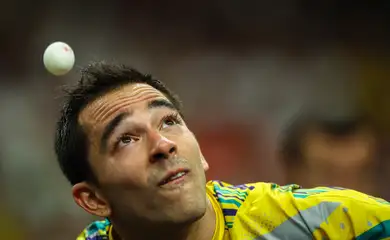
[2,0,390,239]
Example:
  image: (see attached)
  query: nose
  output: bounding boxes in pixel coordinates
[149,132,178,163]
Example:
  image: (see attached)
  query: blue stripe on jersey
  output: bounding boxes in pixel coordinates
[356,220,390,240]
[223,208,238,216]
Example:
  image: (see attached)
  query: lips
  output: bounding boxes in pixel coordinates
[158,168,190,186]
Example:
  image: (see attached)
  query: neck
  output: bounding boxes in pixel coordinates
[111,198,216,240]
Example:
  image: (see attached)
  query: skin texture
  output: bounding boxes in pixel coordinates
[72,83,214,240]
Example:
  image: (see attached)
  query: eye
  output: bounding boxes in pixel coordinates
[115,134,137,149]
[161,113,182,129]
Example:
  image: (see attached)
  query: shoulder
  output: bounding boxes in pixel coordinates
[207,181,390,238]
[230,181,390,209]
[206,181,297,229]
[207,180,390,209]
[206,180,268,208]
[206,180,302,203]
[76,218,111,240]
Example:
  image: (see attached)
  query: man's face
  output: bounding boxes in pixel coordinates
[75,83,208,224]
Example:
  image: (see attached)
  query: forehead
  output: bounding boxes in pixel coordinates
[79,83,168,129]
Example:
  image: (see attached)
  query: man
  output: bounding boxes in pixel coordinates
[55,61,390,240]
[279,112,380,195]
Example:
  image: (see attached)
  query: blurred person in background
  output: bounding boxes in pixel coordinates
[55,61,390,240]
[279,111,380,195]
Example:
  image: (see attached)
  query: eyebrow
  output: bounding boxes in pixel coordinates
[100,112,131,153]
[100,99,177,152]
[148,99,176,111]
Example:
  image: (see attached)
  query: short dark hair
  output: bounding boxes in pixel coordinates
[54,61,182,185]
[279,112,372,167]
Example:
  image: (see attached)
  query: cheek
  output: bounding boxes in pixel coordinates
[177,130,202,162]
[98,152,147,189]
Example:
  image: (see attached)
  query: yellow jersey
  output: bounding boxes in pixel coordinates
[78,181,390,239]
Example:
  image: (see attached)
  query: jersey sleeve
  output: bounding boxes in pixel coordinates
[231,183,390,239]
[291,186,390,239]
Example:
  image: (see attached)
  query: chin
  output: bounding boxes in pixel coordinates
[166,194,208,225]
[184,202,207,223]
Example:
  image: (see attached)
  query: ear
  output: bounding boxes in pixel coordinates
[200,153,209,172]
[72,182,111,218]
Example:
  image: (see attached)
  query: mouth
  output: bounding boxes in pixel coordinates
[158,169,190,186]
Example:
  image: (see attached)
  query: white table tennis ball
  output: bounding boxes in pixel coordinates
[43,41,75,76]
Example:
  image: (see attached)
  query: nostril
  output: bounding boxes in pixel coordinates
[169,146,176,154]
[150,141,177,163]
[153,153,166,161]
